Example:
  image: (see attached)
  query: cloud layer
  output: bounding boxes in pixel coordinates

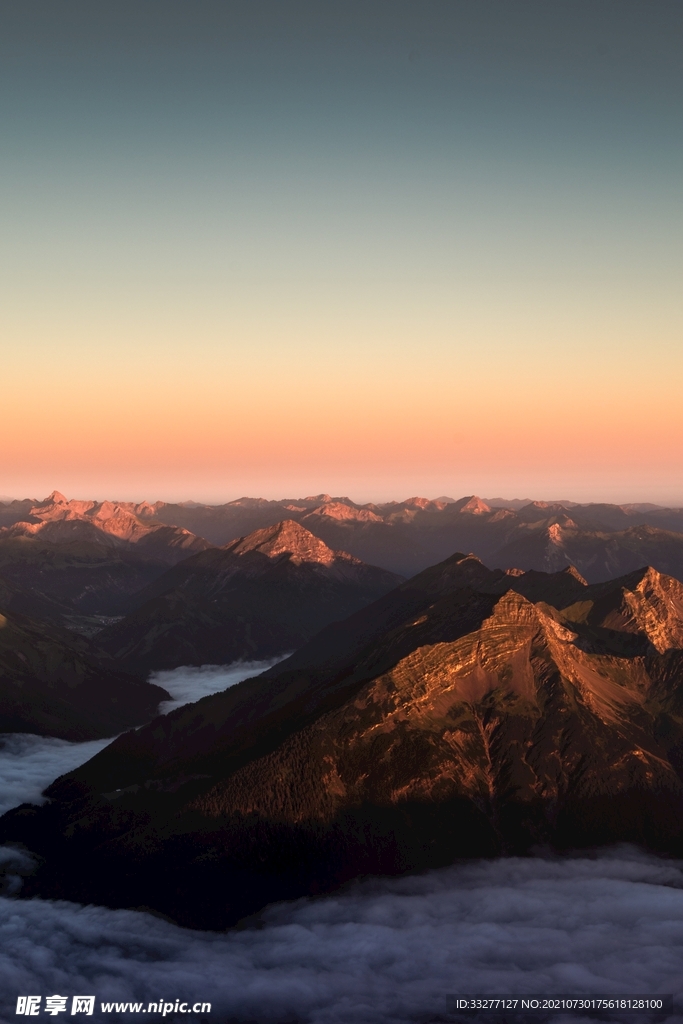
[1,849,681,1023]
[0,734,112,816]
[152,659,286,715]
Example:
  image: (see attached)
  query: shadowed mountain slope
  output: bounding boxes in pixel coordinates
[97,521,404,672]
[5,554,683,928]
[0,608,168,740]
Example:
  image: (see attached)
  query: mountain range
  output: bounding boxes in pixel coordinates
[98,520,403,673]
[0,492,213,629]
[0,509,402,737]
[6,551,683,928]
[4,493,683,602]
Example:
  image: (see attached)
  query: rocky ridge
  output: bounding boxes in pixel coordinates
[5,553,683,927]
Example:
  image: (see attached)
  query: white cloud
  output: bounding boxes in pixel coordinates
[0,734,112,816]
[0,849,681,1022]
[151,658,288,715]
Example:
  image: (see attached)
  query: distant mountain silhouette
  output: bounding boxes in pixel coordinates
[5,491,680,582]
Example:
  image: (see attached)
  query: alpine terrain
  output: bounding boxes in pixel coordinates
[4,552,683,927]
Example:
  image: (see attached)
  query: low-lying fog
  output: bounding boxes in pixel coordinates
[0,659,282,813]
[1,661,681,1022]
[0,850,681,1022]
[152,658,285,714]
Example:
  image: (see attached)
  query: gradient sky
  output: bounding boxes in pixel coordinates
[2,1,682,505]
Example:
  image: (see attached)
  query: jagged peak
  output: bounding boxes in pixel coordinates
[489,508,516,522]
[408,551,498,596]
[134,501,157,516]
[438,551,486,569]
[227,519,343,565]
[622,565,683,606]
[45,490,67,504]
[605,564,673,592]
[638,564,670,584]
[584,565,683,654]
[488,588,539,624]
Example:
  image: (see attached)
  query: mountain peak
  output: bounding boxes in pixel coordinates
[547,523,566,543]
[45,490,67,504]
[448,495,491,514]
[581,565,683,654]
[228,519,343,565]
[459,495,491,515]
[486,588,579,644]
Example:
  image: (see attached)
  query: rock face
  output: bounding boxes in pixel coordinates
[97,521,404,672]
[0,608,168,739]
[5,554,683,928]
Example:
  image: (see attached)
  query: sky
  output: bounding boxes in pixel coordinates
[1,1,682,505]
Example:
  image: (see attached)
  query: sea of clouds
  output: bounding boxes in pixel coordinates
[0,849,682,1023]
